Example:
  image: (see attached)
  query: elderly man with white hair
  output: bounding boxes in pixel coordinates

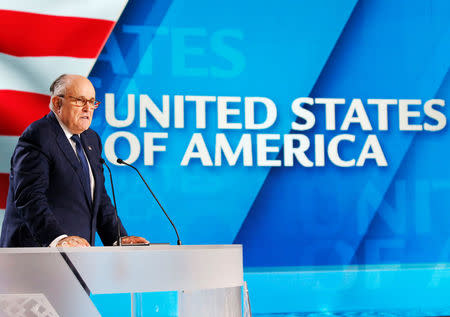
[0,74,148,247]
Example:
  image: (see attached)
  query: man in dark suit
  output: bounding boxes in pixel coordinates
[0,74,148,247]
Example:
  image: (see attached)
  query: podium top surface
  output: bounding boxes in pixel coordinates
[0,244,244,294]
[0,244,242,254]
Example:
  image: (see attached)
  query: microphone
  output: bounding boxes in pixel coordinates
[100,158,122,246]
[116,158,182,245]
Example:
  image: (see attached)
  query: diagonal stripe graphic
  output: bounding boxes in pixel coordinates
[232,0,360,244]
[350,68,450,264]
[348,27,450,264]
[89,0,175,96]
[234,0,450,266]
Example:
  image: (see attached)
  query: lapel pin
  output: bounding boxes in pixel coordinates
[88,146,93,151]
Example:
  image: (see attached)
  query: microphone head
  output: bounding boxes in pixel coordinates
[117,158,124,164]
[99,158,105,164]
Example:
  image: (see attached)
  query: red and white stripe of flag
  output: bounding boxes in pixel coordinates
[0,1,128,220]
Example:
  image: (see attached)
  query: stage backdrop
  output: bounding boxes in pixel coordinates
[0,0,449,315]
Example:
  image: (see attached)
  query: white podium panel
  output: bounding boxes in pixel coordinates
[0,248,100,316]
[179,286,242,317]
[64,245,243,294]
[0,245,244,317]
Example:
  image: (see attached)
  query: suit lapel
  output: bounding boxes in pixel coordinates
[49,112,93,207]
[81,133,100,209]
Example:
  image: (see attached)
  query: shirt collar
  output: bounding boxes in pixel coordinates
[53,111,77,140]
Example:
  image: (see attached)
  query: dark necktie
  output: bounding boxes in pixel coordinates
[71,134,92,203]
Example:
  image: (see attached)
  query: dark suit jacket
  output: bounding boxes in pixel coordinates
[0,111,127,247]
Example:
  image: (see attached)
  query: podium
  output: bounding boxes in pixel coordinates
[0,245,244,316]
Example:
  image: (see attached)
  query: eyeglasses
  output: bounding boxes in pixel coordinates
[58,95,100,109]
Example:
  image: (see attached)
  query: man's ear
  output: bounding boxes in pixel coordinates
[51,96,61,110]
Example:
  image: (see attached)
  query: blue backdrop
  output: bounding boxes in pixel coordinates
[90,0,450,266]
[87,0,450,314]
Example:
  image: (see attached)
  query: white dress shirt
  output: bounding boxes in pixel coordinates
[49,112,96,247]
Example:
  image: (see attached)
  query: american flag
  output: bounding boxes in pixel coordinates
[0,1,129,227]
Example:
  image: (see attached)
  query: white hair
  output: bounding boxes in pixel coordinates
[49,74,70,110]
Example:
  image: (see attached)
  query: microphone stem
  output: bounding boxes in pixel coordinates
[120,161,181,245]
[102,160,122,246]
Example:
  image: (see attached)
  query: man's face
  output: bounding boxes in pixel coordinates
[54,76,96,134]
